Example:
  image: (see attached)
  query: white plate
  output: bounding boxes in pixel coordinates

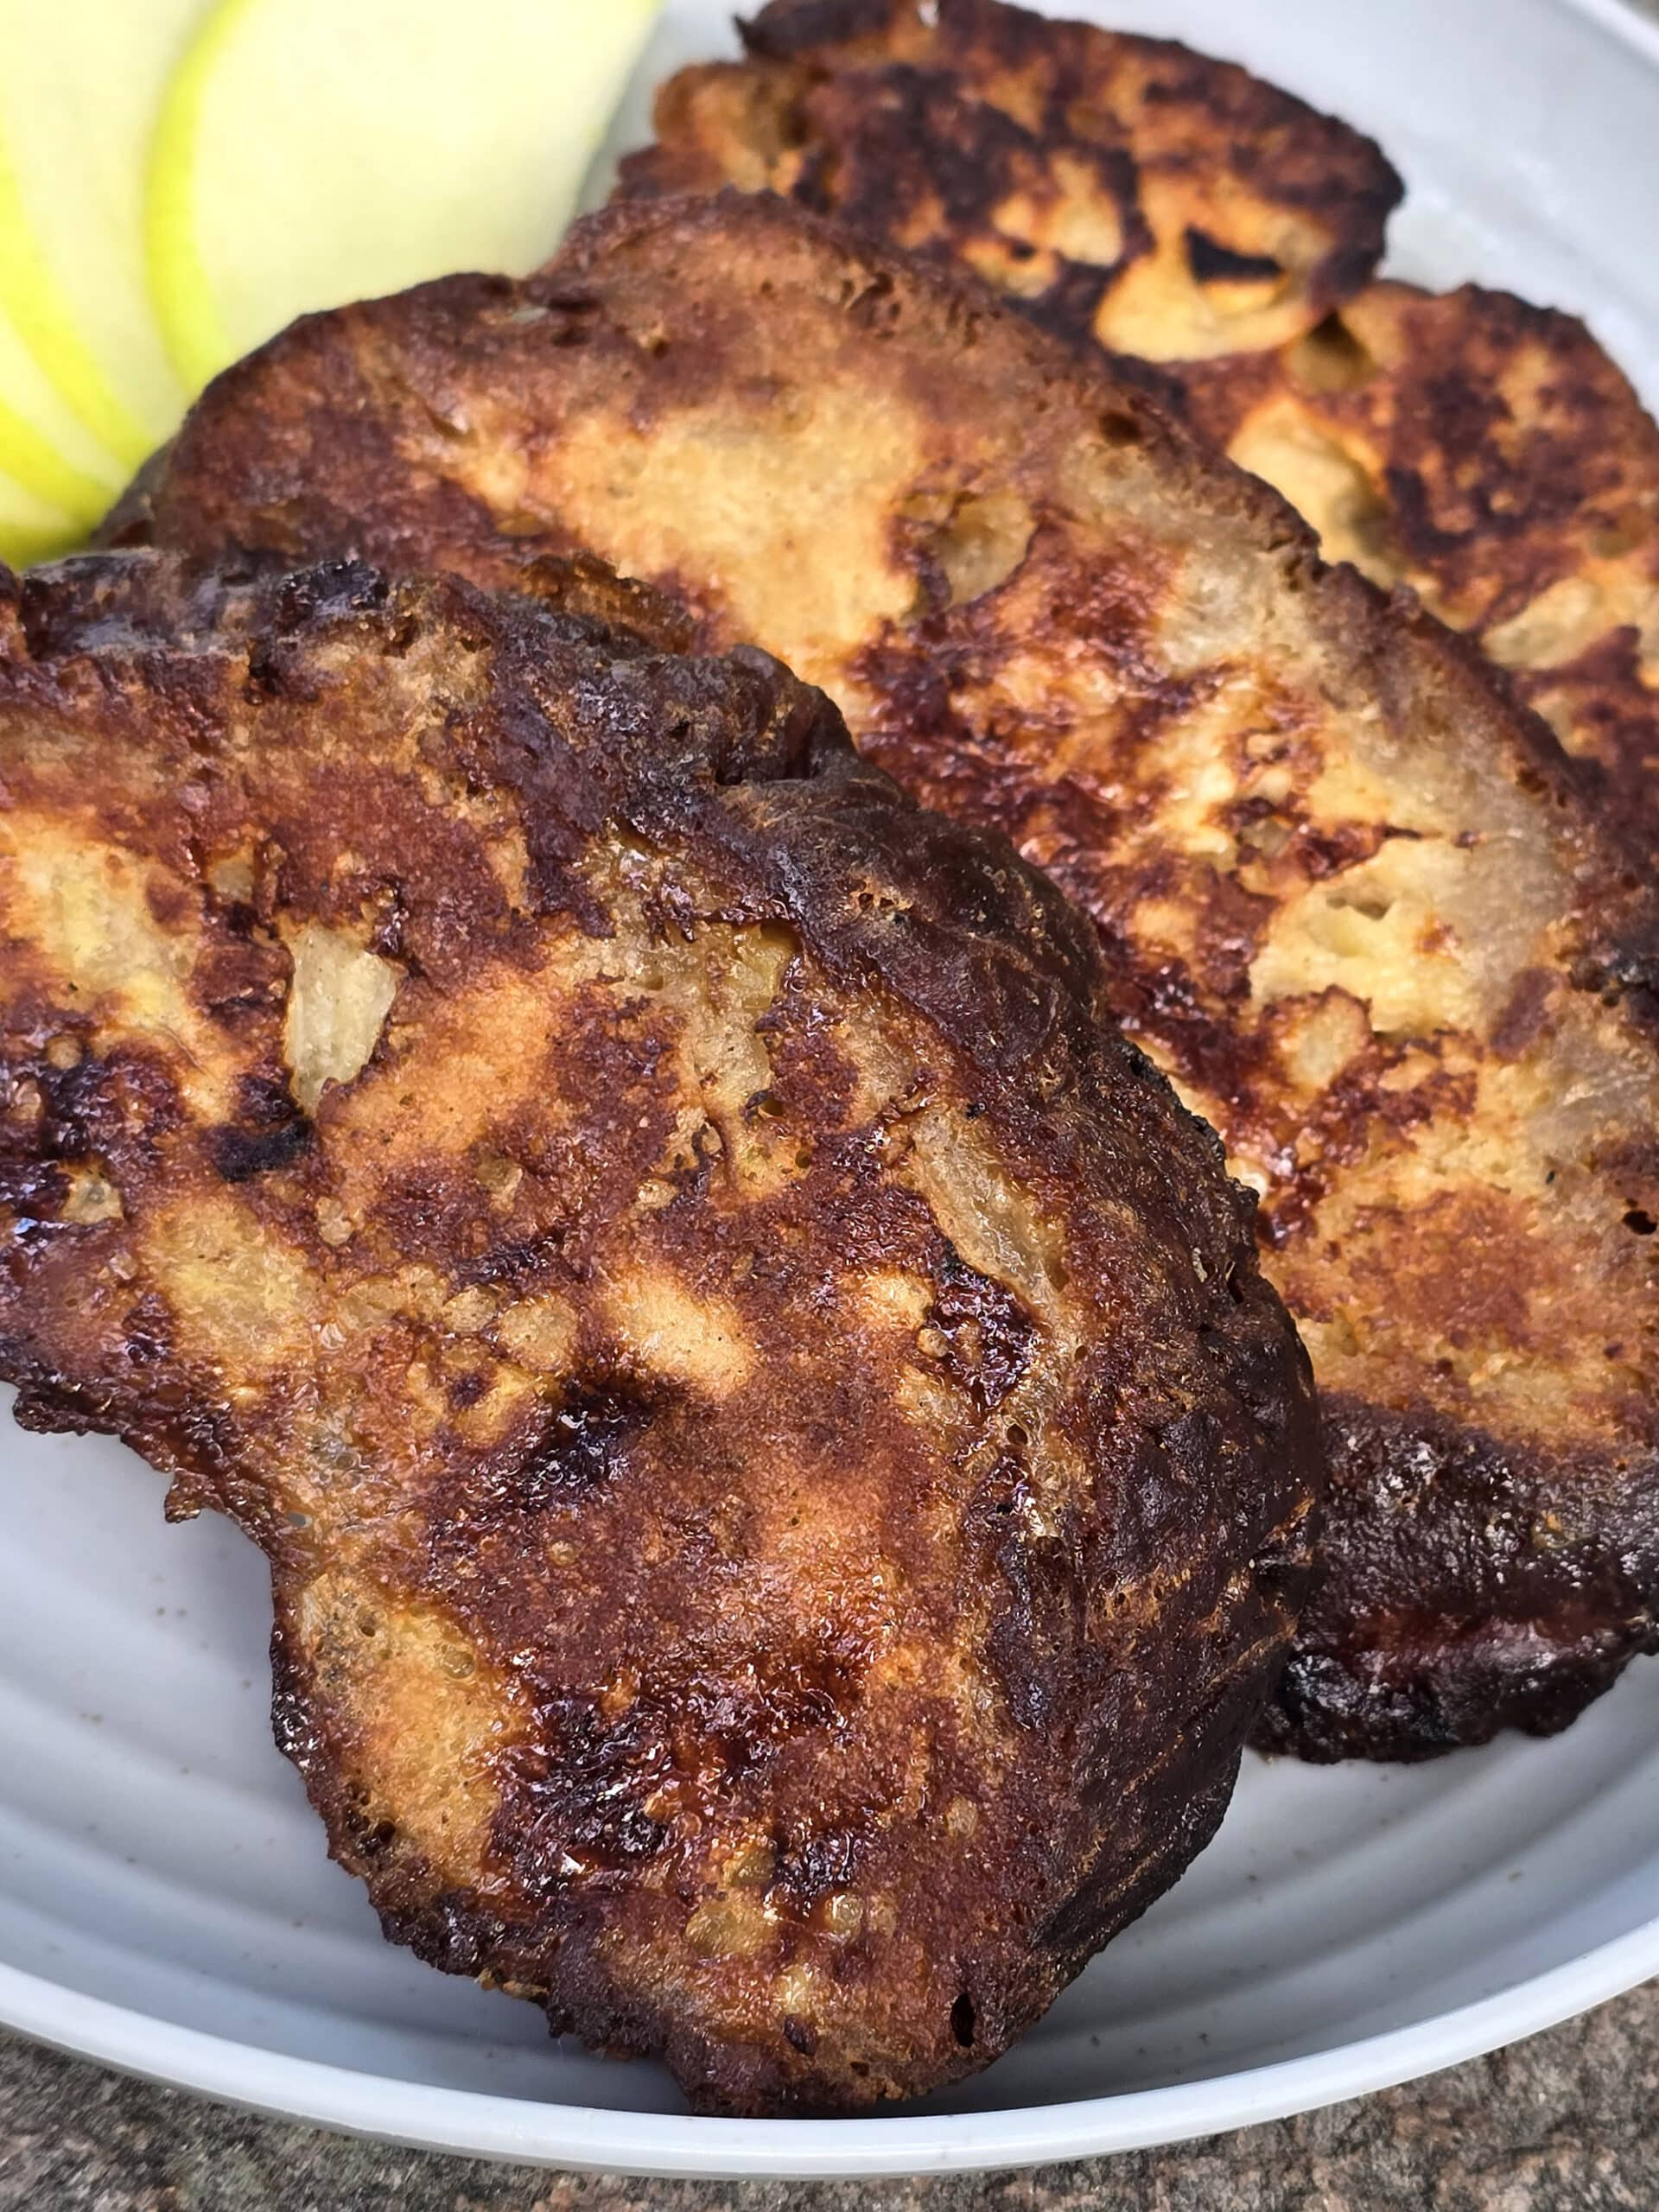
[4,0,1659,2179]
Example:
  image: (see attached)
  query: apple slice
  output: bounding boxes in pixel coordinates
[0,465,86,571]
[0,147,144,501]
[0,0,200,462]
[0,368,119,524]
[0,112,154,518]
[146,0,662,394]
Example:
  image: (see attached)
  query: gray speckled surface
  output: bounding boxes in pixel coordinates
[3,1982,1658,2209]
[6,3,1659,2203]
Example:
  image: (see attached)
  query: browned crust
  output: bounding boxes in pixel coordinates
[618,0,1401,361]
[1262,1392,1659,1762]
[618,3,1656,861]
[118,190,1659,1764]
[1174,281,1659,855]
[0,550,1321,2107]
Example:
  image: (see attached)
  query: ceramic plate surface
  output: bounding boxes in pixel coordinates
[3,0,1659,2178]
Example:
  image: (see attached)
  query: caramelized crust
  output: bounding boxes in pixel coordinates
[618,4,1659,861]
[0,551,1319,2109]
[1176,282,1659,851]
[618,0,1401,362]
[124,192,1659,1759]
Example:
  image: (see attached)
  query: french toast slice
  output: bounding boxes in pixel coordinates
[1176,282,1659,851]
[122,190,1659,1758]
[0,550,1319,2108]
[624,4,1659,849]
[617,0,1401,362]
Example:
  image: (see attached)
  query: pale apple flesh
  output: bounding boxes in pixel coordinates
[0,0,201,460]
[0,0,659,562]
[146,0,663,392]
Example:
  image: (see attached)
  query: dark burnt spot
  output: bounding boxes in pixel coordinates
[209,1076,312,1182]
[847,269,899,332]
[1259,1391,1659,1758]
[967,1456,1083,1732]
[423,985,690,1257]
[1624,1209,1657,1236]
[1509,634,1659,861]
[457,1230,569,1290]
[121,1294,173,1370]
[783,2015,818,2056]
[1198,1313,1298,1440]
[1250,1530,1313,1609]
[924,1242,1036,1410]
[385,1891,515,1981]
[1288,311,1378,394]
[692,55,1154,348]
[511,1382,652,1508]
[504,1696,671,1881]
[0,1156,69,1238]
[341,1807,399,1865]
[244,566,397,698]
[1251,1043,1480,1250]
[269,1670,317,1767]
[194,938,285,1025]
[755,989,863,1131]
[676,1646,862,1785]
[1185,228,1283,287]
[30,1049,132,1157]
[4,1047,188,1230]
[950,1991,977,2048]
[1183,862,1279,1012]
[272,559,393,633]
[4,1369,115,1434]
[368,882,412,961]
[523,283,603,316]
[143,874,195,935]
[1299,818,1392,881]
[1019,262,1131,353]
[774,1827,861,1909]
[988,1516,1080,1732]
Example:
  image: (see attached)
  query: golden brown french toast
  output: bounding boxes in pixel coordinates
[0,550,1319,2109]
[622,4,1659,849]
[617,0,1401,362]
[1176,282,1659,850]
[121,191,1659,1758]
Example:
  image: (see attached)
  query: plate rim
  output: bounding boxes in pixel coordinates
[3,1916,1658,2177]
[5,0,1659,2178]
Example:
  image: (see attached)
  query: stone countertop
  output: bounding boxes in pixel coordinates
[6,1,1659,2204]
[3,1983,1658,2210]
